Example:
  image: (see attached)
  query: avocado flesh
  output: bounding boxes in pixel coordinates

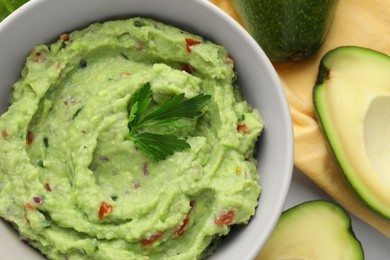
[232,0,339,63]
[257,200,363,260]
[313,46,390,219]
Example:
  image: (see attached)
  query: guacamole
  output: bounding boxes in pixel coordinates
[0,18,263,259]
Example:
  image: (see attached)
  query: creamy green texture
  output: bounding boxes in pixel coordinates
[0,18,263,259]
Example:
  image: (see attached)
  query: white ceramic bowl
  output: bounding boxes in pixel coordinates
[0,0,293,259]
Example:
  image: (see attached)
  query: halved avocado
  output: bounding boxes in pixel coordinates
[257,200,363,260]
[313,46,390,219]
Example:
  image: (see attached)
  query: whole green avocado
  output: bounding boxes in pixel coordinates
[0,0,29,22]
[232,0,339,63]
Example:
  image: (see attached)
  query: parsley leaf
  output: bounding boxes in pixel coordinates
[127,82,153,134]
[126,83,211,161]
[132,132,191,161]
[139,92,211,129]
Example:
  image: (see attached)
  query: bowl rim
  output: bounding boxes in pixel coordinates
[0,0,294,259]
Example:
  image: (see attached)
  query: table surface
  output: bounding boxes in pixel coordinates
[2,1,389,259]
[286,167,390,259]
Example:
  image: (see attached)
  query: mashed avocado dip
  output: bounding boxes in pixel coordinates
[0,18,263,259]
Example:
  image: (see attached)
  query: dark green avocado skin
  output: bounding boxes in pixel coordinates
[233,0,339,63]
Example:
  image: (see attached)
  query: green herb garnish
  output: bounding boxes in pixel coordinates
[125,82,211,161]
[120,52,129,60]
[79,59,87,68]
[37,160,44,168]
[72,107,83,120]
[43,136,49,148]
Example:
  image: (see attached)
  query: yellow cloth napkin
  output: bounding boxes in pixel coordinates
[211,0,390,238]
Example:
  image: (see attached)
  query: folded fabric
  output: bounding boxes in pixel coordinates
[211,0,390,237]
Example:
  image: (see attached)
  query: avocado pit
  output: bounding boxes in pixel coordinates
[364,95,390,186]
